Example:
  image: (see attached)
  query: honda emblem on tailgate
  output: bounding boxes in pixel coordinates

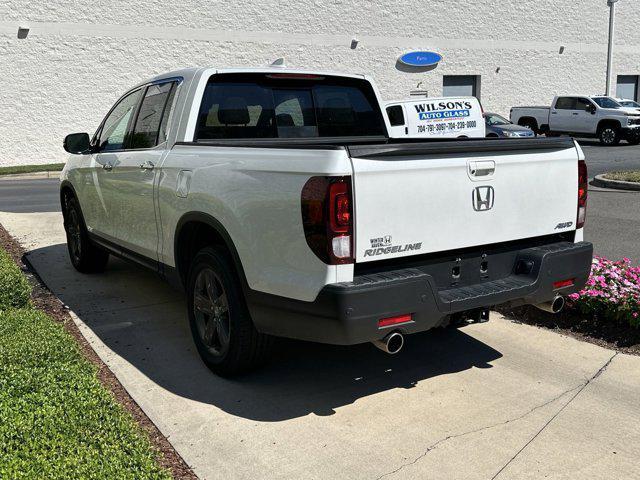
[472,186,494,211]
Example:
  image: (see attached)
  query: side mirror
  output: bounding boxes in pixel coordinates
[63,133,91,154]
[587,104,596,114]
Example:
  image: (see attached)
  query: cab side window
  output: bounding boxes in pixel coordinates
[575,98,593,112]
[386,106,405,126]
[98,89,143,151]
[130,82,177,149]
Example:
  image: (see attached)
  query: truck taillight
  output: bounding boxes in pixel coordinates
[301,176,353,265]
[577,160,588,229]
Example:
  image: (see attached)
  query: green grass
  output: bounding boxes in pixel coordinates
[0,248,171,479]
[603,171,640,183]
[0,248,31,310]
[0,163,65,176]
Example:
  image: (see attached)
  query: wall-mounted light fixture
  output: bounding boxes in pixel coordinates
[350,38,359,49]
[17,25,29,39]
[559,45,565,54]
[496,67,501,73]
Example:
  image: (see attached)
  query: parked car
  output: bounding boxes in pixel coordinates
[616,98,640,110]
[60,67,593,376]
[384,96,485,139]
[484,112,535,138]
[510,95,640,145]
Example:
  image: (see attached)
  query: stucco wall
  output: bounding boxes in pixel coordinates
[1,0,639,166]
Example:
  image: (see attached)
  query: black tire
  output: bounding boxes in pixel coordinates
[519,119,538,135]
[627,135,640,146]
[63,195,109,273]
[598,124,621,146]
[187,246,272,376]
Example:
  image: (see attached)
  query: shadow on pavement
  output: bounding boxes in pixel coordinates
[27,243,503,422]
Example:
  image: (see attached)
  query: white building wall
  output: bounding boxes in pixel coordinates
[1,0,639,166]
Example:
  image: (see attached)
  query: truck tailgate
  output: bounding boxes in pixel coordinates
[347,138,580,263]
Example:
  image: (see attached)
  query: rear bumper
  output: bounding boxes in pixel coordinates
[248,241,593,345]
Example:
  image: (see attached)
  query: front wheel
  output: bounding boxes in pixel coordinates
[187,247,272,376]
[63,196,109,273]
[598,125,621,146]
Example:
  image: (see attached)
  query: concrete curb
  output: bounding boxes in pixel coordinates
[593,174,640,191]
[0,171,61,181]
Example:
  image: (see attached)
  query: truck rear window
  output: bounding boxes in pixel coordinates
[195,73,386,140]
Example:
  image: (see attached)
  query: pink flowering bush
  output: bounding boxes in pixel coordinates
[567,256,640,328]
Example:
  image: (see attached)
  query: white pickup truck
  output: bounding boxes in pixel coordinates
[61,67,593,376]
[511,95,640,145]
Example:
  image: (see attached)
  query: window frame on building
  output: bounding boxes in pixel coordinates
[442,75,481,99]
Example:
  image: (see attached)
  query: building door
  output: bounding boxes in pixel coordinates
[617,75,639,101]
[443,75,481,99]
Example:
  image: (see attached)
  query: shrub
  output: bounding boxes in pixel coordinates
[568,256,640,328]
[0,309,170,479]
[0,248,31,309]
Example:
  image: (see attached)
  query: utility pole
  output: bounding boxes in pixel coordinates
[605,0,619,96]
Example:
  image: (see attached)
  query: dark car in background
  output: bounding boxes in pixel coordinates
[484,112,535,138]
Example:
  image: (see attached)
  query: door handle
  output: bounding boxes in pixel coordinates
[572,112,579,115]
[551,111,557,114]
[102,163,113,171]
[139,161,155,171]
[469,160,496,177]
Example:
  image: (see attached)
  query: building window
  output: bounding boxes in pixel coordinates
[616,75,639,101]
[443,75,481,99]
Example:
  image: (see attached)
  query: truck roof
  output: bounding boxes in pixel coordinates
[143,66,367,88]
[385,96,478,105]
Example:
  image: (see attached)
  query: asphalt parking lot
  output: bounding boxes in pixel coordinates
[0,140,639,479]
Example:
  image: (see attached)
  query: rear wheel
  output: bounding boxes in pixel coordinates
[598,125,621,146]
[63,196,109,273]
[187,246,272,376]
[519,119,538,135]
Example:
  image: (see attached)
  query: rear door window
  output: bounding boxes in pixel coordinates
[130,82,177,148]
[195,73,386,140]
[554,97,576,110]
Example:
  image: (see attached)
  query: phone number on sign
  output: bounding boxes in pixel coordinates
[417,120,477,133]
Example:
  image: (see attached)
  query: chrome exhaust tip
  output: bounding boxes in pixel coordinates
[372,332,404,354]
[534,295,565,314]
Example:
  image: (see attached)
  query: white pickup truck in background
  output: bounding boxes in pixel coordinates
[385,96,485,139]
[60,67,593,376]
[511,95,640,145]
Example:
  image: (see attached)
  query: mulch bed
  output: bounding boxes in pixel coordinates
[497,304,640,356]
[0,224,197,480]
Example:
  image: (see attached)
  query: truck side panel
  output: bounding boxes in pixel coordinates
[157,144,354,302]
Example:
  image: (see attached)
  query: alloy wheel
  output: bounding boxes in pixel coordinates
[67,208,82,262]
[193,268,230,356]
[602,128,616,144]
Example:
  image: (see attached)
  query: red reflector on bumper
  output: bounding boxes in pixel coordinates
[378,314,412,328]
[553,279,574,289]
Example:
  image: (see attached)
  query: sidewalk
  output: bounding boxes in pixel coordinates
[1,208,639,480]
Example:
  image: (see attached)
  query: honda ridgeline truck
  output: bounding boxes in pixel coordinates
[61,67,593,376]
[511,95,640,145]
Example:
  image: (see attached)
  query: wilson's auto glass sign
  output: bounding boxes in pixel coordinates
[412,100,477,135]
[415,100,473,120]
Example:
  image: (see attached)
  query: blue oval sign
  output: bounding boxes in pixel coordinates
[399,51,442,67]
